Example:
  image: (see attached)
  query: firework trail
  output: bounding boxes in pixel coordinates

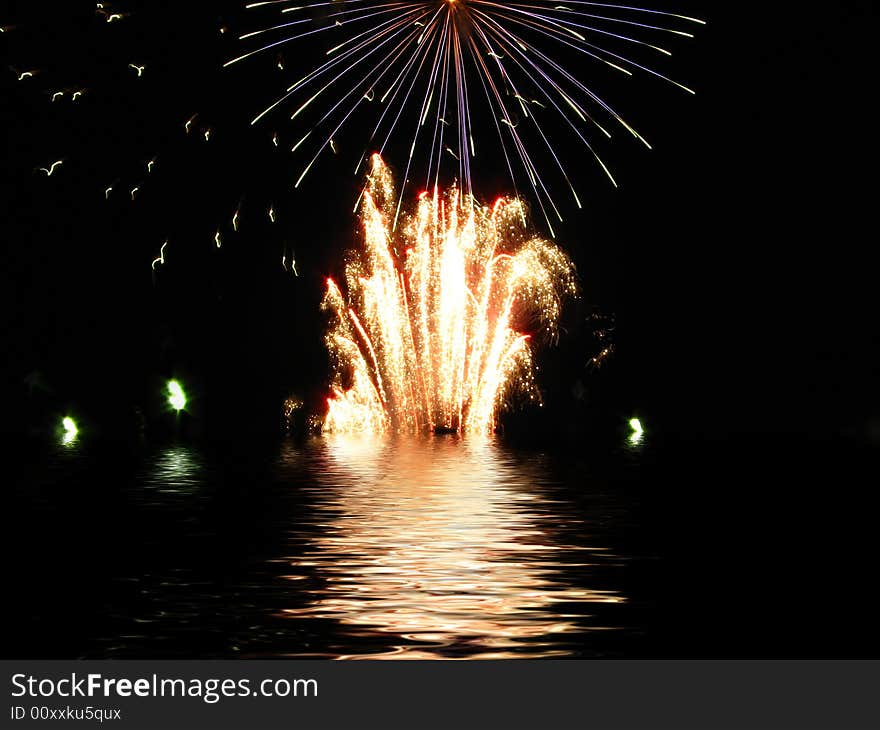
[2,2,302,273]
[231,0,704,233]
[323,154,576,434]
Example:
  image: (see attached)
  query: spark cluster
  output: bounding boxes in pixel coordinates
[323,154,576,434]
[587,308,615,368]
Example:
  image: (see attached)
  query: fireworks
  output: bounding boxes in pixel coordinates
[587,308,615,368]
[151,240,169,271]
[37,160,64,177]
[232,0,703,231]
[4,4,302,274]
[323,154,576,434]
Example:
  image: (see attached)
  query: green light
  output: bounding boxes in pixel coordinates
[167,380,187,412]
[62,416,78,444]
[628,417,644,446]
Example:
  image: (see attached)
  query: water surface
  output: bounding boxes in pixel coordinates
[7,433,651,658]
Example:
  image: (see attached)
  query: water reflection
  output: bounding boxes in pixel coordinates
[15,436,636,658]
[144,446,204,496]
[627,431,645,449]
[275,435,625,659]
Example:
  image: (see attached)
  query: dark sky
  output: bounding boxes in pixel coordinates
[1,1,875,438]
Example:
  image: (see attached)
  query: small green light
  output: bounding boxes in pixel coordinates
[167,380,187,412]
[629,417,643,434]
[62,416,78,444]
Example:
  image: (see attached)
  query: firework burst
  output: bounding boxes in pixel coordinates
[231,0,704,233]
[323,154,576,434]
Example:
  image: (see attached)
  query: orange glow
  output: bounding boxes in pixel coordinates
[323,154,576,434]
[273,435,624,659]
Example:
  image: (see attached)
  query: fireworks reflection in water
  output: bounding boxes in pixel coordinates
[273,435,625,659]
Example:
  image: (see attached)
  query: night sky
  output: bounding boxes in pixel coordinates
[1,1,876,440]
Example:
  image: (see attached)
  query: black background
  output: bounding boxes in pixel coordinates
[2,2,877,657]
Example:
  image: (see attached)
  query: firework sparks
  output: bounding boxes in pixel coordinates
[7,4,296,275]
[38,160,64,176]
[231,0,703,231]
[587,308,615,368]
[151,240,169,271]
[323,154,576,434]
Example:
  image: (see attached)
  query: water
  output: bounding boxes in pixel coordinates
[9,429,880,658]
[7,432,657,659]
